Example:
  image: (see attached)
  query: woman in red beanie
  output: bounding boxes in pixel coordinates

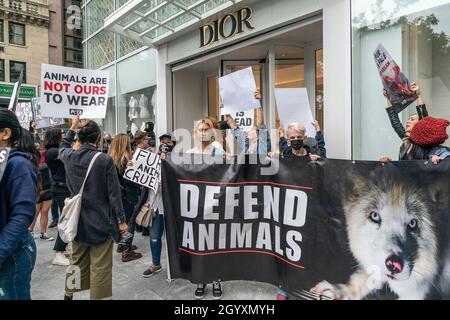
[410,116,450,164]
[380,83,431,161]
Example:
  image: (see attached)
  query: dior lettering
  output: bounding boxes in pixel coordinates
[200,7,254,47]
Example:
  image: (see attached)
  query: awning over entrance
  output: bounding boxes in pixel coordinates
[104,0,242,46]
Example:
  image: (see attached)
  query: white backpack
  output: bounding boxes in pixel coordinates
[58,153,101,243]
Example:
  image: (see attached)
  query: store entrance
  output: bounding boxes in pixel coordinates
[172,18,323,133]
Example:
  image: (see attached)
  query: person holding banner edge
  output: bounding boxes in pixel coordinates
[279,121,326,160]
[0,110,38,300]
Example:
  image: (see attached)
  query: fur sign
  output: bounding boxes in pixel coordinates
[0,148,10,183]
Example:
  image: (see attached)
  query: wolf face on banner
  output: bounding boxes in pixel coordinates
[311,165,449,300]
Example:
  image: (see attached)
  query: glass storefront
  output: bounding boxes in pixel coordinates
[352,0,450,160]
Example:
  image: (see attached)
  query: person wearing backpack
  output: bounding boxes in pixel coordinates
[60,116,128,300]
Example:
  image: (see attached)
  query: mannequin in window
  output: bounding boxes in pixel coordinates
[139,94,150,119]
[128,96,139,122]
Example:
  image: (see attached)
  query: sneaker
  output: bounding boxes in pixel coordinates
[142,265,162,278]
[212,281,223,300]
[40,234,55,241]
[194,284,207,300]
[117,244,137,253]
[52,252,70,266]
[49,221,58,228]
[121,251,143,262]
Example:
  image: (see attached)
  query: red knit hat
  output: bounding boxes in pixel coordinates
[410,116,449,148]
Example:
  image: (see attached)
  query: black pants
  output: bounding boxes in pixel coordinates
[53,193,70,252]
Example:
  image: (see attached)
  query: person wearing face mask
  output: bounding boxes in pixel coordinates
[279,122,324,161]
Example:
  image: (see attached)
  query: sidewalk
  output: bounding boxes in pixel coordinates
[31,227,278,300]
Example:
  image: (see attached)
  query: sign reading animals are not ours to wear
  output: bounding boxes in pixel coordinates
[40,64,109,119]
[124,148,161,192]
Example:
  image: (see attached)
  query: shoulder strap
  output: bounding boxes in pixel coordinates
[79,152,101,194]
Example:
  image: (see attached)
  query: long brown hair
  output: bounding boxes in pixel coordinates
[108,134,132,171]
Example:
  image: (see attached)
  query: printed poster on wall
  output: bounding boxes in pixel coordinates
[40,64,109,119]
[374,44,418,113]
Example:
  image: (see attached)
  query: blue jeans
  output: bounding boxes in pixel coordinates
[149,213,164,266]
[0,233,37,300]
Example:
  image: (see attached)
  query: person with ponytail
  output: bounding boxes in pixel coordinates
[0,109,39,300]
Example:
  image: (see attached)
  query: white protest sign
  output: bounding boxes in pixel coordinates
[8,71,23,111]
[0,148,10,183]
[275,88,316,138]
[15,102,33,129]
[234,109,254,132]
[219,67,261,113]
[124,148,161,192]
[40,64,109,119]
[32,98,65,129]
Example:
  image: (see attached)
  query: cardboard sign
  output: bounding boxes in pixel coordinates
[219,67,261,113]
[275,88,316,138]
[124,148,161,192]
[32,98,64,129]
[15,102,33,129]
[40,64,109,119]
[0,148,10,183]
[374,44,417,113]
[234,109,254,132]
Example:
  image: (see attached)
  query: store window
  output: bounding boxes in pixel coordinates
[10,61,26,83]
[0,60,4,82]
[117,49,157,136]
[352,0,450,160]
[0,20,4,42]
[101,64,116,135]
[9,22,25,46]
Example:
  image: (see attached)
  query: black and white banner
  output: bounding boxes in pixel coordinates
[162,156,450,300]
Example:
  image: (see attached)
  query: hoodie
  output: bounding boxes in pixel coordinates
[0,149,38,267]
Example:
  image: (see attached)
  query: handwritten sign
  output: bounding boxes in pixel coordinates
[124,148,161,192]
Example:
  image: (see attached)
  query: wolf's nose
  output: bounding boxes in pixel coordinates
[385,255,404,274]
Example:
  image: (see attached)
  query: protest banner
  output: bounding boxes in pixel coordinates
[275,88,316,138]
[15,102,33,129]
[219,67,261,113]
[374,44,417,113]
[40,64,109,119]
[7,71,23,112]
[32,98,64,129]
[233,109,254,132]
[162,156,450,300]
[124,148,161,192]
[0,148,10,183]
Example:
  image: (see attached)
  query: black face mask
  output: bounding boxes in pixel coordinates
[291,139,304,150]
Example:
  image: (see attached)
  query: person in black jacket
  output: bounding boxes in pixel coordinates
[279,121,325,160]
[61,116,128,300]
[380,82,429,161]
[108,133,142,262]
[44,128,71,266]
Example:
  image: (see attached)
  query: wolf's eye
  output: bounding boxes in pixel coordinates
[369,211,381,224]
[408,219,418,231]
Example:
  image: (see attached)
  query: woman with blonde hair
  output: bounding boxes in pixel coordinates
[187,117,225,156]
[108,134,143,262]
